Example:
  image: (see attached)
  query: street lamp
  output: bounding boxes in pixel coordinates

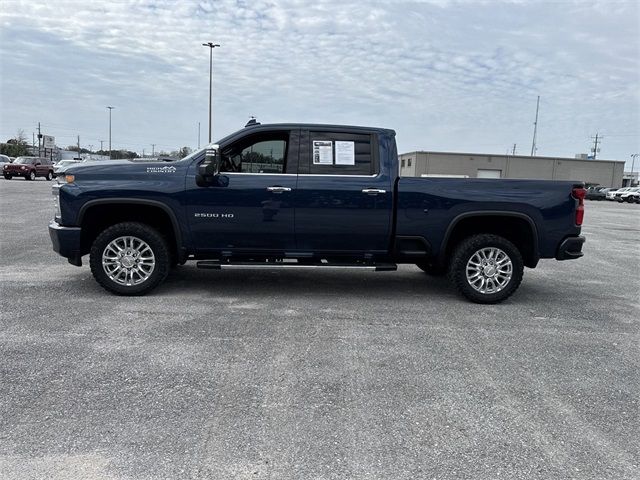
[106,106,115,158]
[202,42,220,143]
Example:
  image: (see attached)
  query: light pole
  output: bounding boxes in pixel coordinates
[202,42,220,143]
[106,106,115,158]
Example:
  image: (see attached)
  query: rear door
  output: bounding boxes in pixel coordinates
[294,130,393,254]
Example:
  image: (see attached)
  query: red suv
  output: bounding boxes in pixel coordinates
[3,156,54,181]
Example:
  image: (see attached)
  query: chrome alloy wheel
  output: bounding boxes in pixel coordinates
[466,247,513,294]
[102,236,155,286]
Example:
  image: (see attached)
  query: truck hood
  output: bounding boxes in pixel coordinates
[65,159,183,177]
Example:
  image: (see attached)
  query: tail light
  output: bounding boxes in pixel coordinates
[572,187,586,226]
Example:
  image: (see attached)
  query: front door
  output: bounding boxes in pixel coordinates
[186,130,298,253]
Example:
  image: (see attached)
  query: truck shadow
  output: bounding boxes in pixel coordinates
[160,265,456,300]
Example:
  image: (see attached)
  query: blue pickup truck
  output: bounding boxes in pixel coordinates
[49,123,586,303]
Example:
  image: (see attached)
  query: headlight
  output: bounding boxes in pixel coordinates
[21,166,26,170]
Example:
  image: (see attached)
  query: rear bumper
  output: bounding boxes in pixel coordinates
[556,236,585,261]
[49,221,83,266]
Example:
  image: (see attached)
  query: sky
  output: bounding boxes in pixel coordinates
[0,0,638,167]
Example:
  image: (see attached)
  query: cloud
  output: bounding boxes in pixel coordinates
[0,0,638,163]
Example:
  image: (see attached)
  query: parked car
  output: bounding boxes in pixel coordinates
[585,186,607,200]
[606,187,630,200]
[0,154,11,169]
[616,187,640,203]
[49,122,586,304]
[627,190,640,204]
[3,156,54,180]
[53,160,82,177]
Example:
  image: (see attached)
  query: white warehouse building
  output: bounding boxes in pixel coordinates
[399,151,625,188]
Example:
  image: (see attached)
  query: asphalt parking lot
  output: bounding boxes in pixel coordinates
[0,178,638,480]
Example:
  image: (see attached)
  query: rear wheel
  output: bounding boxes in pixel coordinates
[89,222,170,295]
[448,234,524,304]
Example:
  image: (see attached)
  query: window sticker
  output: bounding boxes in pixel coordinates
[335,141,355,165]
[313,140,333,164]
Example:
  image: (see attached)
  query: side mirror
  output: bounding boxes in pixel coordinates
[196,145,221,187]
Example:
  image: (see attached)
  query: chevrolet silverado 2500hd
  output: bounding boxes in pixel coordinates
[49,123,586,303]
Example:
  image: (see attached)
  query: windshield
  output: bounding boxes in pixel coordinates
[14,157,35,165]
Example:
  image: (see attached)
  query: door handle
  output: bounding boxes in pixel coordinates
[361,188,386,195]
[267,186,292,193]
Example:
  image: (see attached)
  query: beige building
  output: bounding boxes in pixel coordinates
[399,151,625,187]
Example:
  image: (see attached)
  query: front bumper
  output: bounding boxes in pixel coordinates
[556,236,585,261]
[49,221,83,266]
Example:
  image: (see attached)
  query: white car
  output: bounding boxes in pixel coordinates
[606,187,631,200]
[616,187,640,203]
[0,154,11,169]
[53,160,81,177]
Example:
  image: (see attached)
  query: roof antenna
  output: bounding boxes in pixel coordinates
[245,116,260,128]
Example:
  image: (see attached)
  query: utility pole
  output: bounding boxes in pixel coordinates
[100,140,104,152]
[143,149,145,158]
[38,122,42,157]
[107,106,115,158]
[198,121,201,149]
[202,42,220,143]
[590,133,602,160]
[530,96,540,156]
[32,132,35,148]
[77,135,81,159]
[512,144,517,155]
[151,144,155,157]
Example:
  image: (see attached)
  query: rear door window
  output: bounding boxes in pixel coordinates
[305,132,376,175]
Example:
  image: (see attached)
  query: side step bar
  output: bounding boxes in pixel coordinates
[196,260,397,272]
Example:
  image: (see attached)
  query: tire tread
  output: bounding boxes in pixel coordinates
[89,222,170,296]
[448,233,524,304]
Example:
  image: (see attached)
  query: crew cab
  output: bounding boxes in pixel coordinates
[49,123,586,303]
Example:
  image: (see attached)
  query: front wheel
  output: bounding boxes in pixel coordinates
[448,234,524,304]
[45,170,53,181]
[89,222,170,295]
[3,175,11,180]
[26,170,36,181]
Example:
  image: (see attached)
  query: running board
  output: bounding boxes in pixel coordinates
[196,260,397,271]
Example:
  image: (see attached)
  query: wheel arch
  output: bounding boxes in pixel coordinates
[439,211,540,268]
[77,199,184,262]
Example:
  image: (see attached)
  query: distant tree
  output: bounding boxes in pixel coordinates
[169,146,192,159]
[0,130,29,157]
[66,146,92,154]
[110,149,139,159]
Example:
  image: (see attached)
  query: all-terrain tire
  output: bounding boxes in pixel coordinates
[89,222,170,296]
[448,234,524,304]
